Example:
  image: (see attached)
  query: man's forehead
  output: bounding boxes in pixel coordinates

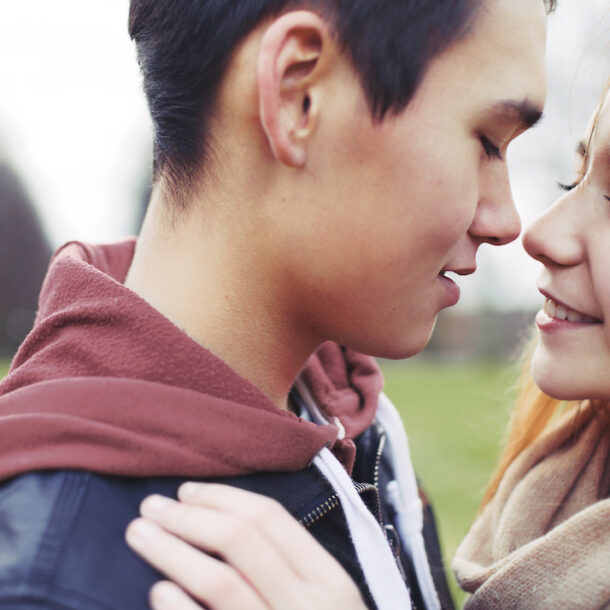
[469,0,548,58]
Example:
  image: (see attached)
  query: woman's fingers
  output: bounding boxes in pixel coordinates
[135,494,308,608]
[138,483,366,609]
[176,483,357,588]
[127,483,367,610]
[149,581,204,610]
[125,518,268,610]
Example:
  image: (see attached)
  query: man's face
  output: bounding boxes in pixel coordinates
[277,0,548,359]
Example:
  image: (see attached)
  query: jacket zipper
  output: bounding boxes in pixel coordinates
[302,432,387,529]
[371,432,386,525]
[300,481,377,528]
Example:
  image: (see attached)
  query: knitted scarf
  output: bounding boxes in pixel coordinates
[453,401,610,609]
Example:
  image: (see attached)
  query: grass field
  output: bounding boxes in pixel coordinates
[0,356,517,606]
[380,357,518,605]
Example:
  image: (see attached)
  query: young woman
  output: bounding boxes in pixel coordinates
[453,82,610,609]
[125,83,610,610]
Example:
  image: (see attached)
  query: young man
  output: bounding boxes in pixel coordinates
[0,0,552,608]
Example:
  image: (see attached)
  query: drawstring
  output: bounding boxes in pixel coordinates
[295,377,438,610]
[313,447,413,610]
[376,393,441,610]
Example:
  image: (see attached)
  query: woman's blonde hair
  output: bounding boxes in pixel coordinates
[481,335,574,507]
[481,336,610,508]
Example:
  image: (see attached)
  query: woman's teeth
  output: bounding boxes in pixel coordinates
[543,298,600,324]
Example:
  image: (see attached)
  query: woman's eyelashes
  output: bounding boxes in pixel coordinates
[557,181,579,192]
[557,181,610,203]
[480,136,504,161]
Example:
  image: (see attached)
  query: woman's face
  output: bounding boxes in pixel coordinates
[523,89,610,401]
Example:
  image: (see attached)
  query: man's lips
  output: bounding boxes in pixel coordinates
[440,265,477,278]
[437,272,460,306]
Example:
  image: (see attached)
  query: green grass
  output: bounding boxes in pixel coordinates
[0,359,10,379]
[380,358,517,607]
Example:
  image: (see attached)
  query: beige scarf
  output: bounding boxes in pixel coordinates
[453,402,610,609]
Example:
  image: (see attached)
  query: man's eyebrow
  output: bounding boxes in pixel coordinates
[490,100,545,129]
[576,140,587,156]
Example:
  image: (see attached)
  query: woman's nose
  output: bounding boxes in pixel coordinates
[522,191,583,267]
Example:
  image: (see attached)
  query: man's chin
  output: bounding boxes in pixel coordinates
[363,327,436,361]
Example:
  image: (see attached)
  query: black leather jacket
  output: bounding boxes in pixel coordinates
[0,423,454,610]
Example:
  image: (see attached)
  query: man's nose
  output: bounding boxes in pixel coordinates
[468,165,521,246]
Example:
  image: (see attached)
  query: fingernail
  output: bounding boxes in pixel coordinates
[151,582,181,607]
[142,494,171,515]
[179,482,200,498]
[128,518,159,541]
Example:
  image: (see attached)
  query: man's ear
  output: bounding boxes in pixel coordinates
[258,11,332,168]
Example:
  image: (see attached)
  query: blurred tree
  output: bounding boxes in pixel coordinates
[0,160,51,357]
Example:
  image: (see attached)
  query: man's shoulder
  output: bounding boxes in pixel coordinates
[0,467,337,609]
[0,470,174,609]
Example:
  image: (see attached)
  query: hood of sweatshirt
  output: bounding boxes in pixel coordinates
[0,240,383,481]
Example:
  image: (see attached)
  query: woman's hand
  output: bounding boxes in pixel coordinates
[125,482,367,610]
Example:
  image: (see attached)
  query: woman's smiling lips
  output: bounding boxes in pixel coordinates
[536,289,603,332]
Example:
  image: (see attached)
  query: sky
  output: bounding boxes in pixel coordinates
[0,0,608,311]
[0,2,150,246]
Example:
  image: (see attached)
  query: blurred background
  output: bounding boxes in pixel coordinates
[0,0,608,605]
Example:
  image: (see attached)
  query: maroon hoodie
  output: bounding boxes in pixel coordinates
[0,240,383,481]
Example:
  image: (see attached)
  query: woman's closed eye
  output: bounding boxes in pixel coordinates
[557,181,579,192]
[558,180,610,202]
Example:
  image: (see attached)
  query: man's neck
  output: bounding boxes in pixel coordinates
[124,190,317,411]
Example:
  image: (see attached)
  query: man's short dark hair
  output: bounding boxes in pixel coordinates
[129,0,558,207]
